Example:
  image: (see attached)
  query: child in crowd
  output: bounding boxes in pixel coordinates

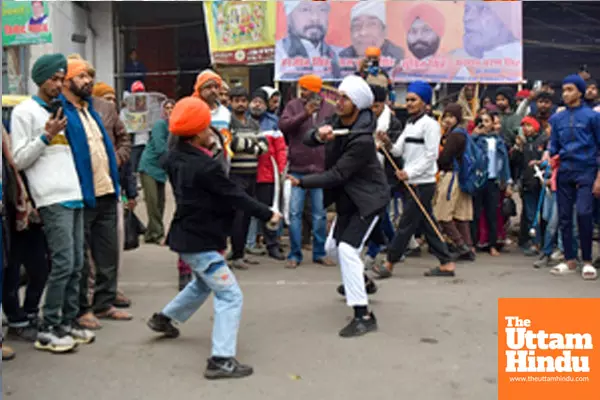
[471,112,512,256]
[511,116,548,256]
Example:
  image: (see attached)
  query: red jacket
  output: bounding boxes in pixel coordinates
[257,130,287,183]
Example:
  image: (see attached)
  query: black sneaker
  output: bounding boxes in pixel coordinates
[339,313,378,338]
[7,324,38,342]
[204,357,254,380]
[458,245,476,262]
[268,247,285,261]
[533,255,551,269]
[405,247,421,258]
[147,313,180,338]
[337,275,378,296]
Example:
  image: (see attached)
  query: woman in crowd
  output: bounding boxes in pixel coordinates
[138,99,175,244]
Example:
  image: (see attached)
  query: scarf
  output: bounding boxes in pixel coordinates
[2,129,40,231]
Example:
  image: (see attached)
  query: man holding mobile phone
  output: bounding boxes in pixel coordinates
[10,54,88,354]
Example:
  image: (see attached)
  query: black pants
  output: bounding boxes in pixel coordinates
[255,183,279,251]
[471,180,500,248]
[231,174,257,260]
[79,195,119,315]
[2,224,49,324]
[387,183,452,264]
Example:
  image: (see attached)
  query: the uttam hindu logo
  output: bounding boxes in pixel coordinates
[498,298,600,400]
[504,316,592,373]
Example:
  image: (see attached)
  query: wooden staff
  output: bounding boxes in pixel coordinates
[379,145,446,243]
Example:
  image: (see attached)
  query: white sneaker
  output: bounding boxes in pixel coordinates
[550,250,564,262]
[34,326,77,353]
[63,322,96,344]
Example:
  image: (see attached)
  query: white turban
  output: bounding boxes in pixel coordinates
[261,86,279,99]
[284,1,300,15]
[338,75,374,111]
[351,0,386,26]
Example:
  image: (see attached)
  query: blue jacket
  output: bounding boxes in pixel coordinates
[549,104,600,172]
[250,111,279,132]
[59,94,120,208]
[473,133,512,184]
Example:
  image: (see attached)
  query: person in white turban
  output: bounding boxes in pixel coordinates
[287,74,390,338]
[339,0,404,71]
[275,0,341,80]
[260,86,281,114]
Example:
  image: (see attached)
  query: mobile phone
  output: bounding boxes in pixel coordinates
[49,99,62,118]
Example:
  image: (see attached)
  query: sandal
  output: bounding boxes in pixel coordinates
[285,260,298,269]
[243,257,260,265]
[314,257,336,267]
[424,267,456,277]
[550,263,576,276]
[581,264,598,281]
[372,262,392,279]
[78,311,103,330]
[96,307,133,321]
[113,292,131,309]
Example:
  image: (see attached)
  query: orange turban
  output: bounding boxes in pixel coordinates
[193,69,223,96]
[298,74,323,93]
[365,47,381,58]
[66,59,89,80]
[92,82,115,98]
[169,97,212,137]
[404,3,445,38]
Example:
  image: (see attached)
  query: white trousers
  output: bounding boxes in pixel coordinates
[325,216,379,307]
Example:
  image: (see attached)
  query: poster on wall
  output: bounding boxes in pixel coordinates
[274,0,522,83]
[2,0,52,46]
[120,93,167,134]
[203,0,276,65]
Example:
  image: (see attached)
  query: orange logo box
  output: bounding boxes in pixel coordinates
[498,298,600,400]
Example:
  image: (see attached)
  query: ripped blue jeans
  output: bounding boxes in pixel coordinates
[162,251,243,357]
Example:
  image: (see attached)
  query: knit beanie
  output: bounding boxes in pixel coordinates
[169,97,212,137]
[31,53,67,86]
[92,82,115,98]
[298,74,323,93]
[407,81,433,104]
[365,47,381,58]
[443,103,463,125]
[521,116,540,133]
[251,88,269,104]
[563,74,587,95]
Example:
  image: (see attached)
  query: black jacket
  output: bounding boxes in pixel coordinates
[510,133,548,193]
[165,141,272,253]
[300,109,390,218]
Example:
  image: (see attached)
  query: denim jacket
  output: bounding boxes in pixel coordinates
[473,132,512,184]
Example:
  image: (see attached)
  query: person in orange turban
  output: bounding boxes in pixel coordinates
[365,47,381,59]
[193,69,223,107]
[65,58,89,81]
[147,96,277,381]
[298,74,323,94]
[404,3,445,60]
[169,97,212,139]
[92,82,115,99]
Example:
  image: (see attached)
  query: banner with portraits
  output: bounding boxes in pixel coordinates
[120,92,167,134]
[274,0,522,83]
[203,0,276,65]
[2,0,52,46]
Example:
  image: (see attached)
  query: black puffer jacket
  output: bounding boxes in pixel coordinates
[300,109,390,218]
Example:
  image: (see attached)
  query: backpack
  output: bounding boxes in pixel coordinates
[452,129,488,195]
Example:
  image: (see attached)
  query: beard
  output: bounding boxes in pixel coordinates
[408,37,440,60]
[290,23,325,43]
[249,106,265,117]
[69,80,92,98]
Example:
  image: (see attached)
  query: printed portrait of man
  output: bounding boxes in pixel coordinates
[338,0,404,67]
[275,0,341,80]
[404,3,445,61]
[456,1,521,60]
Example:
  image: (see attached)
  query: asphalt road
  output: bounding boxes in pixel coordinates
[2,241,599,400]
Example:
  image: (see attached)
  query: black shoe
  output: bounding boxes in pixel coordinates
[339,313,378,338]
[268,247,285,261]
[337,276,378,296]
[458,245,476,262]
[7,324,38,342]
[533,255,551,269]
[147,313,180,338]
[204,357,254,380]
[178,273,192,291]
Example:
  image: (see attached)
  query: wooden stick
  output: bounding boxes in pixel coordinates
[380,146,446,243]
